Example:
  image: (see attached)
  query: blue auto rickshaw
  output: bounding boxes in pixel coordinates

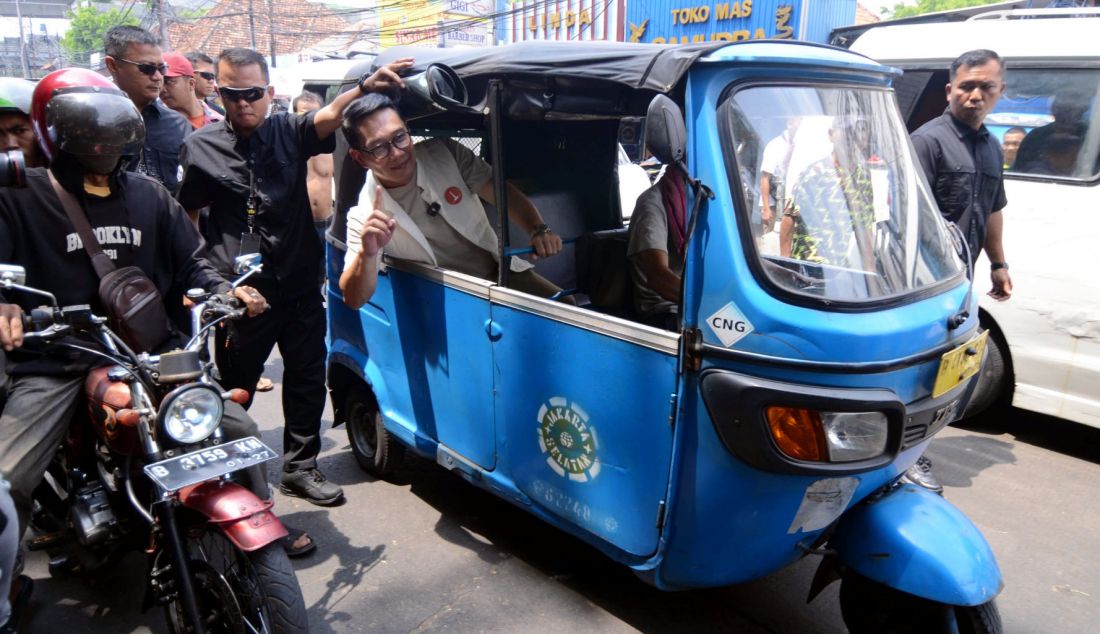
[325,41,1003,632]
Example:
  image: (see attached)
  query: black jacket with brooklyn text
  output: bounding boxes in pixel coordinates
[0,168,231,376]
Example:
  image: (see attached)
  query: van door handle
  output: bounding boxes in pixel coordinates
[484,319,502,342]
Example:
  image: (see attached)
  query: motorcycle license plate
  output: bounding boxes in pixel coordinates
[144,437,277,492]
[932,331,989,398]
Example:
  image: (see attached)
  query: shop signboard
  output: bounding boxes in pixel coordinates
[623,0,855,45]
[380,0,495,48]
[496,0,626,43]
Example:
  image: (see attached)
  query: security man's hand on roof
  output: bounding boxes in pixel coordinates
[359,58,416,95]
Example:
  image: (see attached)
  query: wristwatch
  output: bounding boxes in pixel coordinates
[530,223,551,238]
[357,72,372,94]
[990,262,1009,271]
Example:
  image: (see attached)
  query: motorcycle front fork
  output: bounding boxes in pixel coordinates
[153,500,206,634]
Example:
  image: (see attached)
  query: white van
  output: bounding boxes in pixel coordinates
[851,9,1100,428]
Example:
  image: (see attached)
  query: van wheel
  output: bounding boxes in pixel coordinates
[345,388,404,477]
[963,326,1010,419]
[839,572,1002,634]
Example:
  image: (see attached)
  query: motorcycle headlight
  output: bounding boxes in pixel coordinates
[160,386,223,444]
[765,406,888,462]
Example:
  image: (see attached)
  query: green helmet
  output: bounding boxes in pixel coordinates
[0,77,35,116]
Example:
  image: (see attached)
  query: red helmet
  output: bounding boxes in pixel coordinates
[31,68,144,174]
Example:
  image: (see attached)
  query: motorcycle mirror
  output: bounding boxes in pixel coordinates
[0,263,59,307]
[0,264,27,287]
[233,253,262,275]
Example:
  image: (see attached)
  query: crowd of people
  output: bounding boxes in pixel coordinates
[0,24,419,632]
[0,28,1074,631]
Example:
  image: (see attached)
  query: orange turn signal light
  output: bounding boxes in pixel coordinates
[116,408,142,427]
[765,406,828,462]
[227,389,250,404]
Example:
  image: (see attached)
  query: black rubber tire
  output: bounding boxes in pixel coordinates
[346,387,405,477]
[840,572,1002,634]
[963,326,1010,419]
[166,528,308,634]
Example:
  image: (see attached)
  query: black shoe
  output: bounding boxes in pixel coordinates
[901,455,944,494]
[279,468,345,506]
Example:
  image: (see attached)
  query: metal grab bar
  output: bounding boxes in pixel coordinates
[504,237,578,257]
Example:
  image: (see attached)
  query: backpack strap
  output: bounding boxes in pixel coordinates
[48,171,115,279]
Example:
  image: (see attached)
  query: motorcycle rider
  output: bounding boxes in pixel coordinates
[0,69,283,558]
[0,77,45,168]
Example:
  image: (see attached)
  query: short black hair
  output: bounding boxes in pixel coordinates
[184,51,214,67]
[292,91,324,113]
[342,93,400,150]
[1004,126,1026,137]
[950,49,1004,81]
[217,48,269,83]
[104,25,159,59]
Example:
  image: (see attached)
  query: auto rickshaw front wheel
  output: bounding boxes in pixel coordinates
[346,387,405,478]
[839,571,1002,634]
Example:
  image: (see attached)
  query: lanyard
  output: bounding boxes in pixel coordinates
[246,164,257,234]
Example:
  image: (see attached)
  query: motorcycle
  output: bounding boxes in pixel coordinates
[0,255,308,634]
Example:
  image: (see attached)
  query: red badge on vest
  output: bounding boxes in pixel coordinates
[444,187,463,205]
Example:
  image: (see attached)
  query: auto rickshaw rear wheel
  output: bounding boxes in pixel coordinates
[346,387,405,477]
[839,571,1002,634]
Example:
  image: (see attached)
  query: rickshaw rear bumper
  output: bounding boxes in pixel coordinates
[828,483,1003,606]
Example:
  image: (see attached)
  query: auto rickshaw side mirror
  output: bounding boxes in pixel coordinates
[401,64,477,116]
[645,94,687,170]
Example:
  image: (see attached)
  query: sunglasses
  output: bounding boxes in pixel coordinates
[196,71,216,81]
[218,86,269,103]
[117,58,168,77]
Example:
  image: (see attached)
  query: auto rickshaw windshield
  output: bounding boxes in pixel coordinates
[723,85,964,303]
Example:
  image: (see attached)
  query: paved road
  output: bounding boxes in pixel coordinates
[19,360,1100,633]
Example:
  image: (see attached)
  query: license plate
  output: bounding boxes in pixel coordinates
[144,437,277,492]
[932,331,989,398]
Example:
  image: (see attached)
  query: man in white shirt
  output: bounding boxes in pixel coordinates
[339,93,567,308]
[759,117,800,235]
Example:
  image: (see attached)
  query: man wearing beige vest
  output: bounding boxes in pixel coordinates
[339,93,568,308]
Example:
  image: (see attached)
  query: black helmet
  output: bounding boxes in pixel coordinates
[31,68,144,174]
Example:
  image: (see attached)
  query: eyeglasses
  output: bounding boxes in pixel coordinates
[361,130,411,160]
[196,71,217,82]
[218,86,269,103]
[116,58,168,77]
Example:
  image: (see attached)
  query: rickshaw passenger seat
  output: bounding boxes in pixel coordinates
[490,190,587,293]
[575,228,635,318]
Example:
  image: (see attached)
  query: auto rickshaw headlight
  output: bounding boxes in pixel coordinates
[821,411,889,461]
[766,407,888,463]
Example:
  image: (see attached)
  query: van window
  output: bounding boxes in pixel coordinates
[722,85,964,304]
[990,69,1100,181]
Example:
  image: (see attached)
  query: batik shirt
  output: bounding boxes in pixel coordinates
[785,157,874,265]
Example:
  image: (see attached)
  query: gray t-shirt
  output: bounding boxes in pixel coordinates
[627,183,684,317]
[387,139,497,279]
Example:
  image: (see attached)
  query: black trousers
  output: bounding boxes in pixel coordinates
[215,290,327,473]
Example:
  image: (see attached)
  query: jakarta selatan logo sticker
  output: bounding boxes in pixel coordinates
[537,397,600,483]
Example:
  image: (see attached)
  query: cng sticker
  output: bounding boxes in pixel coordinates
[537,397,601,482]
[706,302,754,347]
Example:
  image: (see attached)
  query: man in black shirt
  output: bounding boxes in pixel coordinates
[911,49,1013,298]
[178,48,411,506]
[104,25,190,194]
[0,68,269,549]
[907,49,1014,493]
